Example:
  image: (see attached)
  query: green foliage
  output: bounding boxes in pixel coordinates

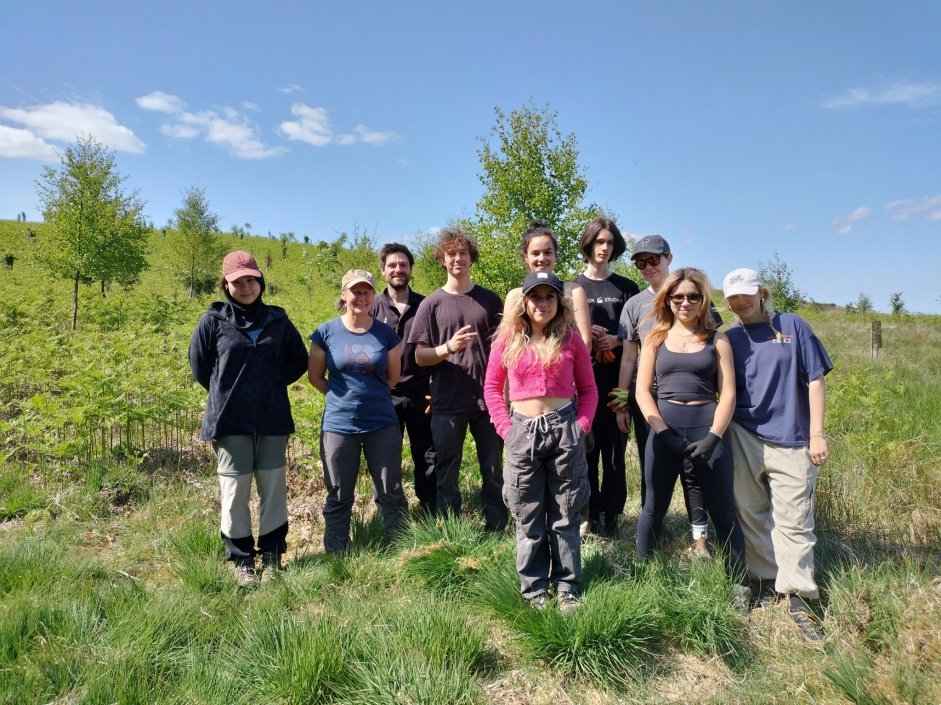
[34,135,148,329]
[758,250,803,313]
[857,292,873,314]
[470,101,598,293]
[171,185,225,297]
[889,291,905,315]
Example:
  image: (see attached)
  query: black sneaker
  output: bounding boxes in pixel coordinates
[787,595,824,642]
[527,592,550,610]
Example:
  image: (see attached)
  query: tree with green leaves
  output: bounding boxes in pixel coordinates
[172,186,225,297]
[856,292,873,314]
[889,292,905,316]
[469,101,599,294]
[758,250,803,313]
[36,135,148,330]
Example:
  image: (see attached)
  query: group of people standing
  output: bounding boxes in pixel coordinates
[189,218,832,638]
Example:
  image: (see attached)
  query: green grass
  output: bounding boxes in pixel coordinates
[1,220,940,703]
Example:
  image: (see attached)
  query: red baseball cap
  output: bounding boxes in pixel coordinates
[222,251,262,282]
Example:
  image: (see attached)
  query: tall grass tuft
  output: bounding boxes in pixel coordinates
[474,560,659,689]
[227,610,354,704]
[399,513,504,596]
[162,512,228,594]
[651,557,750,663]
[344,595,491,705]
[824,652,891,705]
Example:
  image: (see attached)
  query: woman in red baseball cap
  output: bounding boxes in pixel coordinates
[188,251,309,585]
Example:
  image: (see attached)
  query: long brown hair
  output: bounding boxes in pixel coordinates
[644,268,717,350]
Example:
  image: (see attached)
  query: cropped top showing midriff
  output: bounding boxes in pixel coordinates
[655,332,718,405]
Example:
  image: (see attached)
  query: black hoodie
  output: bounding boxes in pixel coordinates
[188,301,308,441]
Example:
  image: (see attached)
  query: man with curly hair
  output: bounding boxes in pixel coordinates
[408,228,507,531]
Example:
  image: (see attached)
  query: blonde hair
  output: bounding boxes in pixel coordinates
[644,268,717,350]
[727,284,783,341]
[495,288,574,367]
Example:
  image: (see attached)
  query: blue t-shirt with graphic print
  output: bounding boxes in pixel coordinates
[310,317,401,434]
[726,312,832,446]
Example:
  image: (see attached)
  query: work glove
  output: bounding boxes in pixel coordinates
[686,432,722,462]
[656,428,689,455]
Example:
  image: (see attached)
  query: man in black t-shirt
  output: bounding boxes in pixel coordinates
[407,229,507,531]
[371,243,436,513]
[571,217,639,536]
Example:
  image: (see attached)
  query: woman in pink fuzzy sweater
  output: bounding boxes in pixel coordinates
[483,271,597,613]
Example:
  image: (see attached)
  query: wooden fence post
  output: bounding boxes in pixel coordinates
[871,320,882,359]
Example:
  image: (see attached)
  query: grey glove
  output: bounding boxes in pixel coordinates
[686,432,722,462]
[656,428,689,455]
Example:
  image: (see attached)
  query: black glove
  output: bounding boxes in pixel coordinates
[686,432,722,462]
[656,428,689,455]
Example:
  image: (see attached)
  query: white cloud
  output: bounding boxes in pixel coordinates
[0,124,57,159]
[352,124,397,145]
[136,91,186,113]
[823,80,941,109]
[279,103,332,146]
[887,194,941,222]
[278,84,305,95]
[138,91,284,159]
[0,101,145,154]
[832,206,871,235]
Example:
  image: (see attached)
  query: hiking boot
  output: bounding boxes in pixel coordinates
[232,558,256,587]
[689,535,711,558]
[787,595,824,642]
[527,592,550,610]
[259,552,283,582]
[558,591,582,615]
[751,580,779,608]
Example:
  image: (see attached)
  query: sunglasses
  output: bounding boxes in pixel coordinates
[669,293,704,304]
[634,254,662,270]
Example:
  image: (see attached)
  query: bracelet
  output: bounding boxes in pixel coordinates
[810,434,826,438]
[445,341,453,355]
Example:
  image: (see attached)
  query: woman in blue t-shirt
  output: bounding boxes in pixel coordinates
[723,268,833,640]
[309,269,407,553]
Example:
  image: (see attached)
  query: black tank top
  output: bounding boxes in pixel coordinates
[655,332,718,402]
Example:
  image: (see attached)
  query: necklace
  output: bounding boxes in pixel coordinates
[670,329,700,352]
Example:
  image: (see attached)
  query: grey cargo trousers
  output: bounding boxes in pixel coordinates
[502,403,590,598]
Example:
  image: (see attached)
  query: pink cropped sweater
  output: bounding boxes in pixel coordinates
[484,330,598,439]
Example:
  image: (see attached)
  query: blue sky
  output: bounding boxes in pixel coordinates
[2,1,939,313]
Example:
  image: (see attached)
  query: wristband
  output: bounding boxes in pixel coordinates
[445,341,453,355]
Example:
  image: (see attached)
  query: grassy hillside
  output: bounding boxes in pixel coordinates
[1,219,939,703]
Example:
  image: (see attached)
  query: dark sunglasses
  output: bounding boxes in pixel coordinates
[669,293,703,304]
[634,254,662,270]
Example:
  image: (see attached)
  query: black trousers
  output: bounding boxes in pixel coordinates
[636,400,745,577]
[393,392,436,512]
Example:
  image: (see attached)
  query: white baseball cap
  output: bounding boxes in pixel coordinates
[723,268,762,298]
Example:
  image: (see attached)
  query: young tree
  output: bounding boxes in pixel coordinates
[470,101,598,293]
[758,250,803,313]
[172,186,225,297]
[889,292,905,316]
[856,292,873,314]
[35,135,148,329]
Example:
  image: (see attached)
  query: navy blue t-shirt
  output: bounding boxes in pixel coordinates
[310,317,401,434]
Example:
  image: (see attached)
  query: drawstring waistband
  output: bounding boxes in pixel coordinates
[511,401,575,460]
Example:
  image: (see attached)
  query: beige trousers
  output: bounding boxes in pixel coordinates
[214,435,288,541]
[728,422,819,599]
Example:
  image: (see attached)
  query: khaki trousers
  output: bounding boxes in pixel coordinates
[728,422,818,599]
